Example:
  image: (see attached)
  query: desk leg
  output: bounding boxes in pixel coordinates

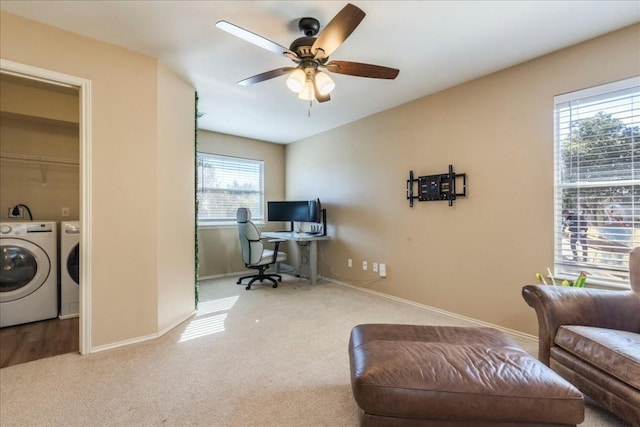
[310,240,318,285]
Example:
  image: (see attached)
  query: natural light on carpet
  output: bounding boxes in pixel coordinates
[179,295,239,342]
[196,296,239,316]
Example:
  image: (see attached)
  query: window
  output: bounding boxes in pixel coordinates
[554,77,639,287]
[197,153,264,225]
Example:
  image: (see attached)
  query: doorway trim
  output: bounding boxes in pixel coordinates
[1,59,92,355]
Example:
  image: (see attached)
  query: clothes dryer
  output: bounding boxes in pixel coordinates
[0,221,58,327]
[59,221,80,318]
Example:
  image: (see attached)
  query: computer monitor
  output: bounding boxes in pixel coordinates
[267,201,314,222]
[267,199,326,234]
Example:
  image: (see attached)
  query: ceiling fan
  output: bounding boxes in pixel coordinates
[215,3,399,103]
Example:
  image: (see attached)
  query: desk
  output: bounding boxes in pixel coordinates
[261,232,329,285]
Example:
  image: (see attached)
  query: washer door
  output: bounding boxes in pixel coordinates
[0,238,51,302]
[67,243,80,285]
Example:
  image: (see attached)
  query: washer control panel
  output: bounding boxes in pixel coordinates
[0,222,56,236]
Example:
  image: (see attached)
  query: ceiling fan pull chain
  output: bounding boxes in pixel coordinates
[308,99,312,118]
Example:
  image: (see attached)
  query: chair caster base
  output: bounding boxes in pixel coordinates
[237,270,282,290]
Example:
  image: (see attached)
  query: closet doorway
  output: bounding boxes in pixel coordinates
[0,59,92,363]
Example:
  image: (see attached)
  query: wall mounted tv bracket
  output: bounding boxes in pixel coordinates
[406,165,466,207]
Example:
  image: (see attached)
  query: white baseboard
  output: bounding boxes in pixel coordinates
[322,276,538,343]
[91,310,197,354]
[158,310,197,337]
[91,332,159,354]
[198,271,250,281]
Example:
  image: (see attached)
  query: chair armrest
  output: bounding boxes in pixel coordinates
[266,239,286,243]
[264,239,285,263]
[522,284,640,365]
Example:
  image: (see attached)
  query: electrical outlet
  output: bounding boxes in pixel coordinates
[362,261,368,271]
[373,262,378,273]
[8,207,24,218]
[347,258,352,268]
[379,263,387,278]
[61,207,70,217]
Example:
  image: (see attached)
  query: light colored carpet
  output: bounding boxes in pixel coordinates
[0,275,629,426]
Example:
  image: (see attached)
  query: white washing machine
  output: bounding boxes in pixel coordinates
[60,221,80,319]
[0,221,58,327]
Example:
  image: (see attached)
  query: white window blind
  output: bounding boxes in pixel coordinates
[197,153,264,225]
[554,77,639,287]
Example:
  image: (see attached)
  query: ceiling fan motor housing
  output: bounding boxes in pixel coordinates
[289,36,317,59]
[298,17,320,36]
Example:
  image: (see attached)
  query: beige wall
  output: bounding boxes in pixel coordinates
[197,131,285,278]
[1,12,196,348]
[156,65,196,332]
[1,77,79,123]
[286,24,640,336]
[0,76,79,223]
[1,88,80,222]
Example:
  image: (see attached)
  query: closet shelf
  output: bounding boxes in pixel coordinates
[1,152,78,184]
[0,152,79,167]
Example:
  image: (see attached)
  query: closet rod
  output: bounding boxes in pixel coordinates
[0,152,79,167]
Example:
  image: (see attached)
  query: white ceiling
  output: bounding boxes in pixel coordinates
[1,1,638,144]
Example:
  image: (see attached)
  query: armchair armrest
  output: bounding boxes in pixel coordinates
[522,284,640,365]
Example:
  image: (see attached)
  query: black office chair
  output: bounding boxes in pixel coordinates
[236,207,287,290]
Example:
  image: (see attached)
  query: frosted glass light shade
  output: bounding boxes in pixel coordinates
[286,69,306,93]
[315,71,335,95]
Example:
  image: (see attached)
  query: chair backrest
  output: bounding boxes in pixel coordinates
[236,208,264,265]
[630,247,640,294]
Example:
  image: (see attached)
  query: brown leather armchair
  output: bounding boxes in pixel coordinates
[522,248,640,426]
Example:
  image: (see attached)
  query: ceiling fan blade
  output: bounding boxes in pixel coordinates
[312,3,365,59]
[216,20,297,58]
[238,68,295,86]
[325,61,399,79]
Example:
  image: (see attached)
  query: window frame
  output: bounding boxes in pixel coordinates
[553,76,639,289]
[196,152,265,227]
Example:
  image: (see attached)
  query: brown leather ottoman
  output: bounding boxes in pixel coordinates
[349,324,584,426]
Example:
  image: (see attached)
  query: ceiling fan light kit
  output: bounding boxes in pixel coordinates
[288,68,335,98]
[216,3,399,104]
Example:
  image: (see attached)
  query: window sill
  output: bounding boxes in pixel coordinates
[584,282,631,291]
[549,274,631,291]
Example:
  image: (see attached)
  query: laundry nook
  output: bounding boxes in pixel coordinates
[0,73,80,365]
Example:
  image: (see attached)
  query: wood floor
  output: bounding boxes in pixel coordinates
[0,317,79,368]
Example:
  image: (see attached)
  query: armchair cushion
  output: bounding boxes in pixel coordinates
[554,325,640,389]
